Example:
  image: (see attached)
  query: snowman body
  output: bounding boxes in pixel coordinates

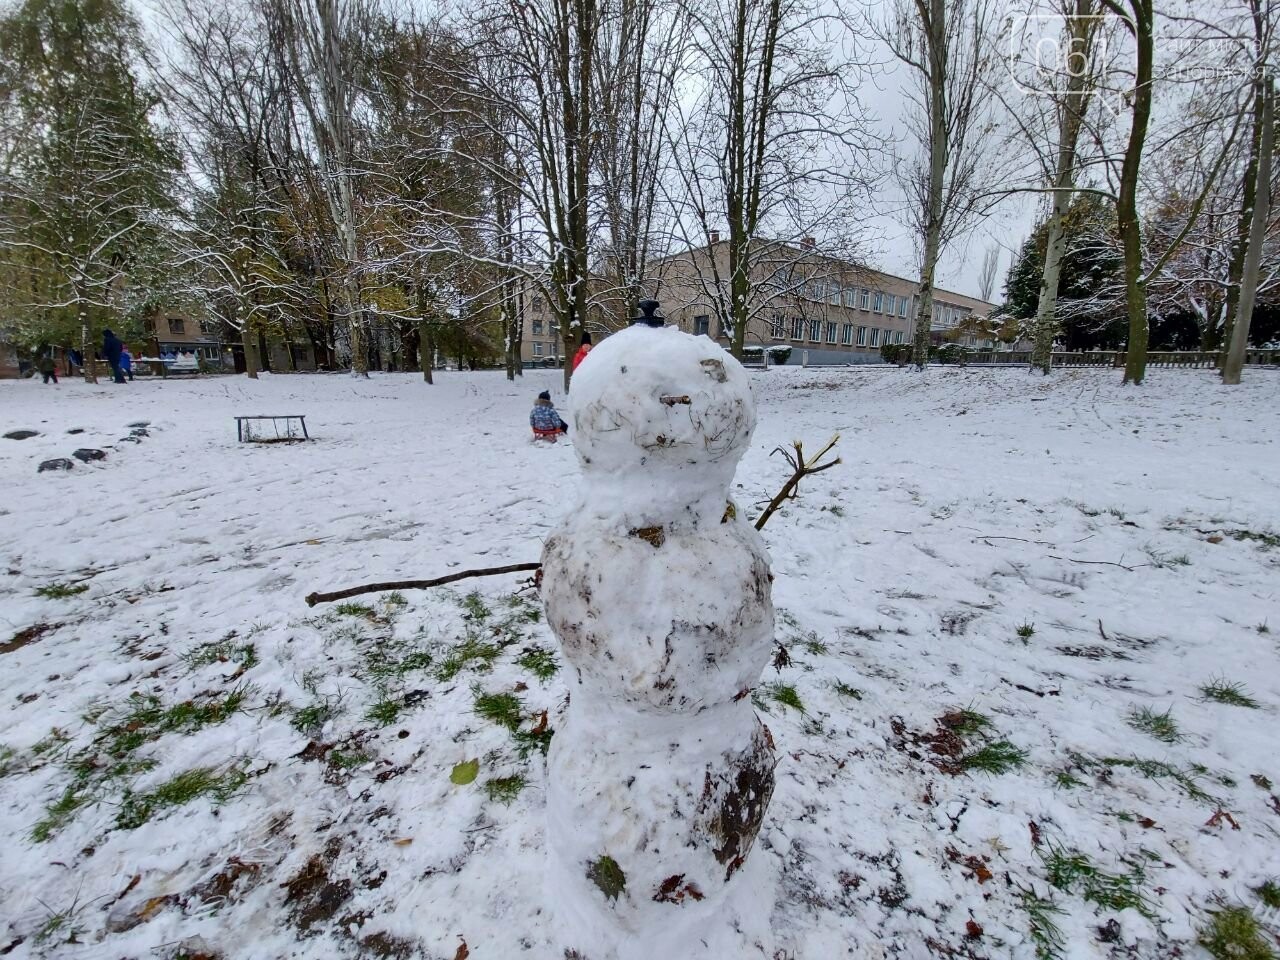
[541,325,777,959]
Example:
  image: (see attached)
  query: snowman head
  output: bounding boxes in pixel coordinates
[568,324,756,528]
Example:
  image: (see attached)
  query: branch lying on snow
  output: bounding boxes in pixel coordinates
[306,436,842,605]
[304,563,542,607]
[754,435,842,532]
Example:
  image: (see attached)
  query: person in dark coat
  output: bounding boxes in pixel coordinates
[36,353,58,384]
[530,390,569,440]
[102,329,125,383]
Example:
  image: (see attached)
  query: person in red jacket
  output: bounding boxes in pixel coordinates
[572,332,592,371]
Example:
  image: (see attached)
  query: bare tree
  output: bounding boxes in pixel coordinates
[977,242,1000,301]
[885,0,1004,370]
[270,0,374,376]
[1011,0,1105,373]
[664,0,876,359]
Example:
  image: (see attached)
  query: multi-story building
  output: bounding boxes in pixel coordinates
[648,238,997,363]
[513,239,997,366]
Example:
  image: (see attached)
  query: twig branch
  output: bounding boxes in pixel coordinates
[754,435,841,531]
[1047,555,1141,571]
[305,562,542,607]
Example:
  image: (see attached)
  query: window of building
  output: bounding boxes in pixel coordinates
[694,315,710,336]
[533,342,543,356]
[808,319,821,341]
[870,328,881,347]
[841,323,854,345]
[532,297,544,314]
[199,319,217,335]
[856,325,867,346]
[860,289,870,310]
[828,282,841,305]
[790,316,804,340]
[296,347,310,362]
[550,322,560,337]
[769,316,785,339]
[533,319,544,335]
[808,281,823,301]
[895,330,904,344]
[883,295,894,316]
[872,291,884,313]
[843,288,857,308]
[899,296,909,317]
[825,321,837,343]
[167,318,185,335]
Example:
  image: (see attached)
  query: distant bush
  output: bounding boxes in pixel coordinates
[935,343,970,365]
[881,343,908,365]
[766,345,793,364]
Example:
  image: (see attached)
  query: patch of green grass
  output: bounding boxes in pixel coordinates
[335,601,378,618]
[484,774,527,805]
[1200,677,1261,709]
[183,636,258,673]
[761,682,805,713]
[382,591,408,608]
[945,708,993,739]
[1126,705,1184,743]
[1017,622,1036,641]
[365,647,432,685]
[1053,769,1084,789]
[101,689,247,758]
[1198,906,1276,960]
[34,910,82,946]
[31,785,91,842]
[516,646,559,682]
[1145,547,1191,569]
[34,581,88,599]
[328,749,372,770]
[291,701,335,734]
[1019,889,1066,960]
[32,728,71,758]
[365,696,403,726]
[801,634,829,656]
[1107,507,1127,521]
[833,681,863,700]
[512,727,554,759]
[1257,621,1270,635]
[434,633,504,682]
[116,766,248,830]
[1041,844,1152,917]
[1254,879,1280,910]
[474,689,524,732]
[1228,529,1280,550]
[460,591,491,622]
[1099,756,1214,802]
[961,741,1028,775]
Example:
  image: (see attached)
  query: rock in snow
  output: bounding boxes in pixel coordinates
[541,325,776,960]
[37,458,74,473]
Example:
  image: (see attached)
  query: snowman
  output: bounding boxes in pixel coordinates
[540,301,777,960]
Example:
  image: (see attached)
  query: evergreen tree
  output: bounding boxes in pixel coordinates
[1002,195,1127,351]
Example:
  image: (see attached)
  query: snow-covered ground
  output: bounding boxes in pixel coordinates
[2,365,1278,960]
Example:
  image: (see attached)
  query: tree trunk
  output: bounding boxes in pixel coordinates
[1118,0,1154,385]
[1220,24,1267,365]
[1224,79,1272,385]
[417,317,433,385]
[240,317,260,379]
[1031,5,1096,374]
[913,0,948,371]
[78,296,96,384]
